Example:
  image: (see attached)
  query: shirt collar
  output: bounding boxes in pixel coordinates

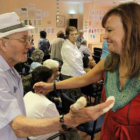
[0,55,11,72]
[66,39,77,47]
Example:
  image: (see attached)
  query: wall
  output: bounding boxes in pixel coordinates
[83,3,111,50]
[0,0,112,49]
[0,0,84,47]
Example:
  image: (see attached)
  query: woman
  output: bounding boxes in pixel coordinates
[34,2,140,139]
[24,66,59,140]
[61,26,85,80]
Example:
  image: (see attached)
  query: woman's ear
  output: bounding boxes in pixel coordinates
[0,38,7,52]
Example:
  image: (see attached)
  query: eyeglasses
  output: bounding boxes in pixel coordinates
[69,33,78,36]
[3,37,30,44]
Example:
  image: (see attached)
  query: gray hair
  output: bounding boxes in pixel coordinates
[81,39,87,45]
[31,49,44,62]
[43,59,59,69]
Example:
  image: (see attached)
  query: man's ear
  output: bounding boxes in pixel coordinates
[0,38,7,52]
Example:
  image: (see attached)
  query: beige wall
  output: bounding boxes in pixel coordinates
[0,0,85,47]
[0,0,112,48]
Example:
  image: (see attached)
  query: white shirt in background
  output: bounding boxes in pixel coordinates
[61,39,85,77]
[79,44,91,56]
[24,91,59,140]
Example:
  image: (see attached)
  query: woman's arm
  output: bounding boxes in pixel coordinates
[10,98,112,138]
[33,58,105,94]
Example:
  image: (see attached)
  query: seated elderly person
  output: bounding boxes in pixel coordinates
[22,49,44,94]
[24,66,59,140]
[79,40,91,56]
[83,54,96,73]
[43,59,60,80]
[29,49,44,72]
[24,66,80,140]
[43,59,62,107]
[22,59,61,104]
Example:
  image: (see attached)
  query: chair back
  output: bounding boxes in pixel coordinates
[94,48,102,56]
[60,92,76,114]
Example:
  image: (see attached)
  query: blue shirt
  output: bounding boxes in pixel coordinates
[0,55,26,140]
[100,40,109,59]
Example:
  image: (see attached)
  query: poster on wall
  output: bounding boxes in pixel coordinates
[24,20,28,25]
[43,11,49,17]
[36,9,42,20]
[87,8,106,42]
[21,7,28,18]
[28,4,35,9]
[56,15,65,27]
[28,9,36,18]
[37,20,42,26]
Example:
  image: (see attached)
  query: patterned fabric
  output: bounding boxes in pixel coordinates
[31,49,44,62]
[105,69,140,112]
[22,74,32,94]
[0,23,25,33]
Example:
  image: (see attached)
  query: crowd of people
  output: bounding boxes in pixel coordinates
[0,2,139,140]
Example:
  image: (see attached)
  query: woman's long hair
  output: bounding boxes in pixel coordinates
[102,2,140,78]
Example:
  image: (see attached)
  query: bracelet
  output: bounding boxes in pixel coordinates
[53,81,56,92]
[59,115,69,131]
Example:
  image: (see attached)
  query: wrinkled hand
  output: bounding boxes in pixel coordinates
[64,100,113,128]
[33,81,52,95]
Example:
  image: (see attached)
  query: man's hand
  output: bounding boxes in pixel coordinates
[64,100,114,128]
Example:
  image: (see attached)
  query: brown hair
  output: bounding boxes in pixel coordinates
[65,26,77,38]
[57,31,65,39]
[102,2,140,78]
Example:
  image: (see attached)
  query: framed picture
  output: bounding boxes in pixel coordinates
[56,15,65,27]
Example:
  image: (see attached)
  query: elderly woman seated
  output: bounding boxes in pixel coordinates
[29,49,44,72]
[22,59,61,107]
[24,66,81,140]
[24,66,60,140]
[43,59,60,80]
[79,40,91,56]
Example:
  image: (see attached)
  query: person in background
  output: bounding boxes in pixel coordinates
[100,39,109,59]
[34,2,140,140]
[38,30,50,61]
[82,54,96,73]
[76,30,84,48]
[29,49,44,72]
[24,66,59,140]
[28,35,35,57]
[79,39,91,56]
[43,59,60,80]
[22,49,44,95]
[50,31,65,61]
[0,12,113,140]
[61,26,85,80]
[43,59,61,105]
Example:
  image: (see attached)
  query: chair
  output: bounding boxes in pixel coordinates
[94,48,102,56]
[60,91,76,114]
[93,55,101,63]
[81,82,103,105]
[47,132,66,140]
[60,91,104,140]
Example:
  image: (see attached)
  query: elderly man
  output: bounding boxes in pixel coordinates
[0,12,112,140]
[76,30,84,48]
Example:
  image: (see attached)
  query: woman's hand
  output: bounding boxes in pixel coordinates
[64,100,114,128]
[33,82,52,95]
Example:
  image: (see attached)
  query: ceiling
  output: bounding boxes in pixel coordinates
[59,0,140,6]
